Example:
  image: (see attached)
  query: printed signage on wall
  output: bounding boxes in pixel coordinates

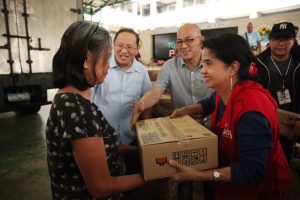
[256,24,272,46]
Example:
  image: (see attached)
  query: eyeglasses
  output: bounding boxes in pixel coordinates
[176,37,197,46]
[114,43,137,52]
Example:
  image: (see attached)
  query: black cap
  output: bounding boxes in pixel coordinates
[270,22,295,38]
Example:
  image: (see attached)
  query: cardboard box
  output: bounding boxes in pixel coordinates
[147,67,160,81]
[277,109,300,138]
[136,115,218,180]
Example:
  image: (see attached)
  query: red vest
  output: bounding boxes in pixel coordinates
[211,80,292,200]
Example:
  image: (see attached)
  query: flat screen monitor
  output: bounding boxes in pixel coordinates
[152,33,176,61]
[152,27,238,61]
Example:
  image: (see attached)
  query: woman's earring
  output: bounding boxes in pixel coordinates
[230,76,233,90]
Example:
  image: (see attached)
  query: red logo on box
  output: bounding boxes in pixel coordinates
[156,156,168,166]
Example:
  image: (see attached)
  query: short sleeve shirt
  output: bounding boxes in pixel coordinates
[45,93,122,200]
[156,56,212,109]
[243,31,261,47]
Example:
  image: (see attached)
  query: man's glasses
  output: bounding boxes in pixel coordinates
[114,43,137,52]
[176,37,197,46]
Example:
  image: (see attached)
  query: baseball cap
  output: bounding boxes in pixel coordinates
[270,22,295,38]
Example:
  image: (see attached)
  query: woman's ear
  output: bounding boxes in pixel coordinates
[230,61,240,76]
[84,51,91,70]
[83,58,89,70]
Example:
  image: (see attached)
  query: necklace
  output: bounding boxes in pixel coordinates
[270,56,292,90]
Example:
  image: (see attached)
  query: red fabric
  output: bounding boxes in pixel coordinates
[210,80,292,200]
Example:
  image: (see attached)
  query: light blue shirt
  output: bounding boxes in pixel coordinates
[156,56,212,109]
[92,56,151,144]
[242,31,261,47]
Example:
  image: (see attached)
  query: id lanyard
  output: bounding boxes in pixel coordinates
[270,56,292,91]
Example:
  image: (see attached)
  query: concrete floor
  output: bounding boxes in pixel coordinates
[0,105,51,199]
[0,104,300,200]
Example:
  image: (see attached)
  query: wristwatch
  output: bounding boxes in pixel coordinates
[213,170,221,182]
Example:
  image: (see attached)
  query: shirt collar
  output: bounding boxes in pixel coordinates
[179,56,203,69]
[109,55,141,72]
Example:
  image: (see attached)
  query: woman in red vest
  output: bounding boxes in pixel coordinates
[169,33,292,199]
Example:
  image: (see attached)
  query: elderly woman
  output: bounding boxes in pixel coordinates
[46,21,144,200]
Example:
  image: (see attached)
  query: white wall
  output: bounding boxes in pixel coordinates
[137,11,300,64]
[0,0,82,74]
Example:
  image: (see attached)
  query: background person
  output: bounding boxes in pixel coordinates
[257,22,300,163]
[131,23,212,200]
[294,25,299,46]
[242,22,262,55]
[169,33,292,199]
[46,21,145,200]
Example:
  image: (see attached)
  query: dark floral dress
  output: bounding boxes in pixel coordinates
[45,93,122,200]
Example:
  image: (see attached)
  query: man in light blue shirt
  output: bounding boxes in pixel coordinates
[242,22,262,54]
[92,28,151,146]
[93,57,151,144]
[92,28,151,178]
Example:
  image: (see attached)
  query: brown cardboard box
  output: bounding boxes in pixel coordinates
[277,109,300,138]
[147,67,160,81]
[136,115,218,180]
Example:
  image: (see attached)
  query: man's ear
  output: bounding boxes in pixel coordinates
[135,46,141,56]
[230,61,240,76]
[200,35,205,43]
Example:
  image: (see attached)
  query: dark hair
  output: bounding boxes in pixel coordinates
[295,26,299,31]
[113,28,139,47]
[203,33,257,81]
[52,21,111,90]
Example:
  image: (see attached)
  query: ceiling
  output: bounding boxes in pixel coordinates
[82,0,178,15]
[83,0,129,15]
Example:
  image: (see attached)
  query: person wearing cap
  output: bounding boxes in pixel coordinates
[242,22,262,55]
[294,26,299,46]
[257,22,300,163]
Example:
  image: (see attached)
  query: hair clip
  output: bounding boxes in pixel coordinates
[248,62,257,75]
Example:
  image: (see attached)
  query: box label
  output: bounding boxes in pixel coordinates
[172,148,207,166]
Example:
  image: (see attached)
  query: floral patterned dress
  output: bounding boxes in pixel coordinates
[45,93,122,200]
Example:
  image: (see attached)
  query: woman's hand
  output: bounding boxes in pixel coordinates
[169,160,232,183]
[169,108,186,118]
[170,104,203,118]
[168,159,200,181]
